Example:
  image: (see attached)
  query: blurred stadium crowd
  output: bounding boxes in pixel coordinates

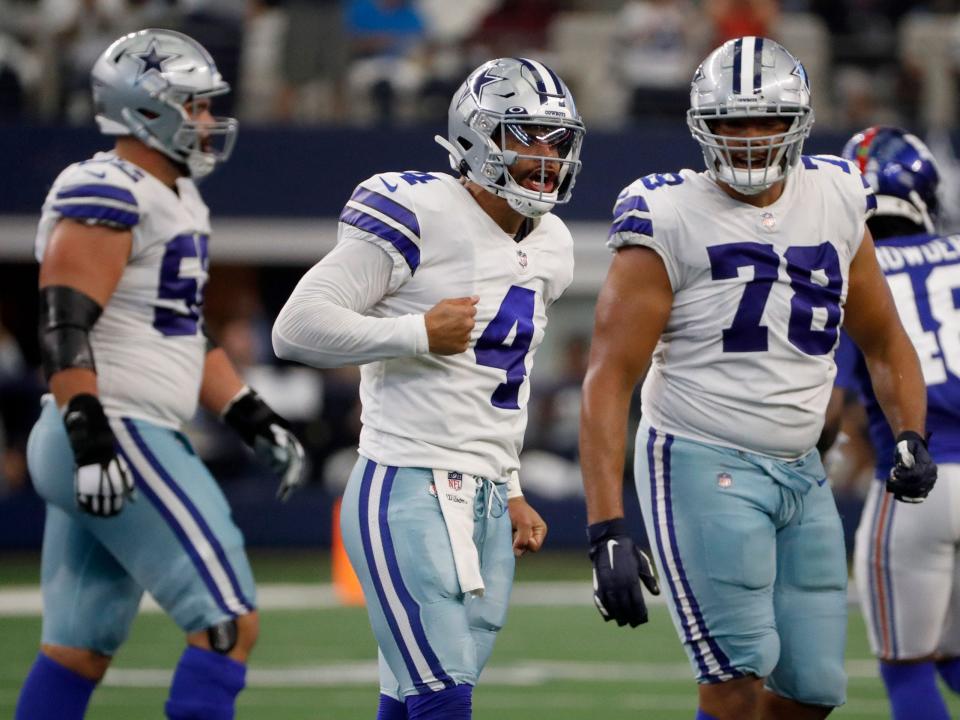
[4,0,960,130]
[2,0,959,546]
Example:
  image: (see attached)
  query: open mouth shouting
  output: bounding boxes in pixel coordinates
[520,170,558,194]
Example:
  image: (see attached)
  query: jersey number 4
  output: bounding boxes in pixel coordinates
[708,241,842,355]
[475,285,536,409]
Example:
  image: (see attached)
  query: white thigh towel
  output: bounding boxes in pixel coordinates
[433,469,485,597]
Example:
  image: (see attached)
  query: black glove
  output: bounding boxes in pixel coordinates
[588,518,660,628]
[887,430,937,504]
[223,388,306,501]
[64,393,134,517]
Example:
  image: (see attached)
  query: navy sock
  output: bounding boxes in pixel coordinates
[378,693,408,719]
[695,710,719,720]
[406,684,472,720]
[165,646,246,720]
[15,652,96,720]
[879,660,949,720]
[936,657,960,694]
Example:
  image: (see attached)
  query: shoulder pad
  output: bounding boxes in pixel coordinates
[339,172,432,274]
[801,154,855,175]
[50,158,144,230]
[802,155,876,215]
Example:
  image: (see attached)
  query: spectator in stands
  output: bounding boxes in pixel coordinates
[38,0,177,121]
[470,0,561,57]
[0,32,38,120]
[705,0,779,46]
[275,0,348,123]
[178,0,246,116]
[0,320,38,496]
[529,334,590,461]
[345,0,426,123]
[612,0,703,121]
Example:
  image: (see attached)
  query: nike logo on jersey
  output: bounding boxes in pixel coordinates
[380,177,398,192]
[84,169,107,179]
[606,539,618,568]
[817,478,827,487]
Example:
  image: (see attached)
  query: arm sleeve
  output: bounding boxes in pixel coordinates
[272,237,429,368]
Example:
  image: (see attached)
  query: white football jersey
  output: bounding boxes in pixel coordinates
[36,152,211,429]
[610,157,876,459]
[340,171,574,480]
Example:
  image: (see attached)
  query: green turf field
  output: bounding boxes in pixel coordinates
[1,550,958,719]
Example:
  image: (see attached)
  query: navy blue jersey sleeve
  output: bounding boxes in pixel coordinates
[833,331,862,391]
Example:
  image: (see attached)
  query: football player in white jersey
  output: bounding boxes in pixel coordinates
[579,37,935,720]
[15,29,305,720]
[826,127,960,720]
[273,57,584,719]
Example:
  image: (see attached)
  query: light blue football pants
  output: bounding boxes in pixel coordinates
[635,421,847,707]
[27,397,256,654]
[340,456,515,699]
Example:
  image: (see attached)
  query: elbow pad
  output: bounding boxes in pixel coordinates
[38,285,103,380]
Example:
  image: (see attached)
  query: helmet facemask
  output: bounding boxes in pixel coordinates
[480,116,584,218]
[688,106,813,195]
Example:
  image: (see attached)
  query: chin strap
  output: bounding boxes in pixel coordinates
[435,134,463,171]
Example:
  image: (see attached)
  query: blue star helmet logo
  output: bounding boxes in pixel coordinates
[470,66,507,102]
[133,40,178,78]
[791,62,810,90]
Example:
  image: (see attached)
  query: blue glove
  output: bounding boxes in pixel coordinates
[588,518,660,628]
[888,430,937,504]
[223,388,306,502]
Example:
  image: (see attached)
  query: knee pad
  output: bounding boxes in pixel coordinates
[766,654,846,708]
[207,619,238,655]
[165,646,246,720]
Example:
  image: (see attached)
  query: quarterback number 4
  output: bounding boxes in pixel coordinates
[475,285,536,409]
[707,242,843,355]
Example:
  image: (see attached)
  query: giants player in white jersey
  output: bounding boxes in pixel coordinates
[273,57,584,720]
[580,37,935,720]
[16,29,305,720]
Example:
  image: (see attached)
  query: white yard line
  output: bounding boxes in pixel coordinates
[0,582,598,616]
[0,581,864,617]
[98,659,882,689]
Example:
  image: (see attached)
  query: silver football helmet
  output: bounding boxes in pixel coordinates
[91,28,238,179]
[436,57,585,218]
[688,37,814,195]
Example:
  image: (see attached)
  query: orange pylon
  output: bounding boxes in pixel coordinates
[331,497,365,606]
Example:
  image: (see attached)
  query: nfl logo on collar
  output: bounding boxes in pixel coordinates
[448,471,463,491]
[517,249,528,269]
